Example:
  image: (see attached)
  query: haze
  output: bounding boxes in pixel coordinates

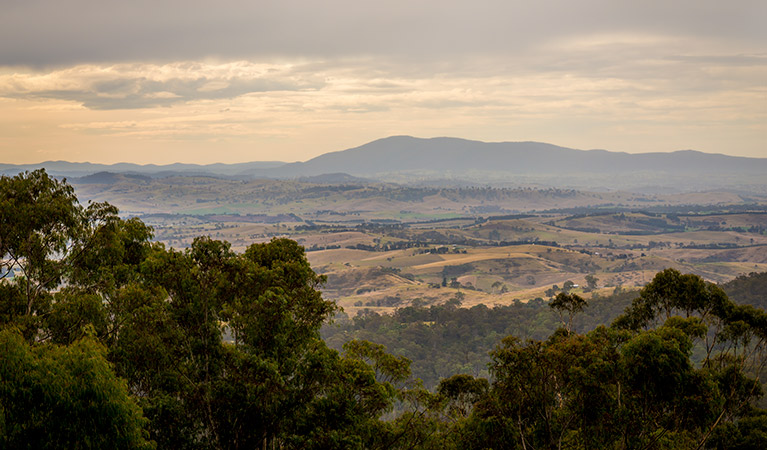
[1,0,765,164]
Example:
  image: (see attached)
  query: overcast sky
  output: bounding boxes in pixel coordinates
[1,0,765,164]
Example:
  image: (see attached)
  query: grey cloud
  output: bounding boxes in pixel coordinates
[5,74,324,110]
[664,54,767,66]
[1,1,764,66]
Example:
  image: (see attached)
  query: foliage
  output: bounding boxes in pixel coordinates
[323,290,637,389]
[724,272,767,311]
[464,324,723,449]
[455,266,767,449]
[550,291,588,333]
[0,328,152,449]
[1,171,401,449]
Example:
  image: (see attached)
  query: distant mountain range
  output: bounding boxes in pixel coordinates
[0,160,286,179]
[2,136,766,192]
[258,136,767,176]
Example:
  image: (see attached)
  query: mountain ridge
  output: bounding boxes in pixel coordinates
[2,136,765,192]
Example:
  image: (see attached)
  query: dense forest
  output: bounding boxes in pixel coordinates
[323,275,767,392]
[2,170,767,449]
[323,289,640,389]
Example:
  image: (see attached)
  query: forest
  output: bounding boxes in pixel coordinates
[2,169,767,449]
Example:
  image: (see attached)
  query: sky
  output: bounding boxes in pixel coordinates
[0,0,765,164]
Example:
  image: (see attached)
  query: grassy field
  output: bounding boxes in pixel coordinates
[70,176,767,314]
[232,215,766,314]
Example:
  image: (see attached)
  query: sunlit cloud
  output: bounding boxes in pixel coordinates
[0,62,325,109]
[0,46,763,164]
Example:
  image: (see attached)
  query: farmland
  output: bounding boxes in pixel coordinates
[70,175,767,315]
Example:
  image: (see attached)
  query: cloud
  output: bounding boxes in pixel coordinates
[2,1,763,114]
[0,62,325,109]
[0,1,764,163]
[1,1,764,66]
[2,41,763,138]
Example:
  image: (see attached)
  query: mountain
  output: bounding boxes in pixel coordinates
[0,160,287,179]
[75,172,152,185]
[262,136,767,178]
[2,136,765,192]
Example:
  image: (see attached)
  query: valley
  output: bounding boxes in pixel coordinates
[69,174,767,316]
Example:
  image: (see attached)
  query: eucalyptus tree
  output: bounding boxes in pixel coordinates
[1,171,406,449]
